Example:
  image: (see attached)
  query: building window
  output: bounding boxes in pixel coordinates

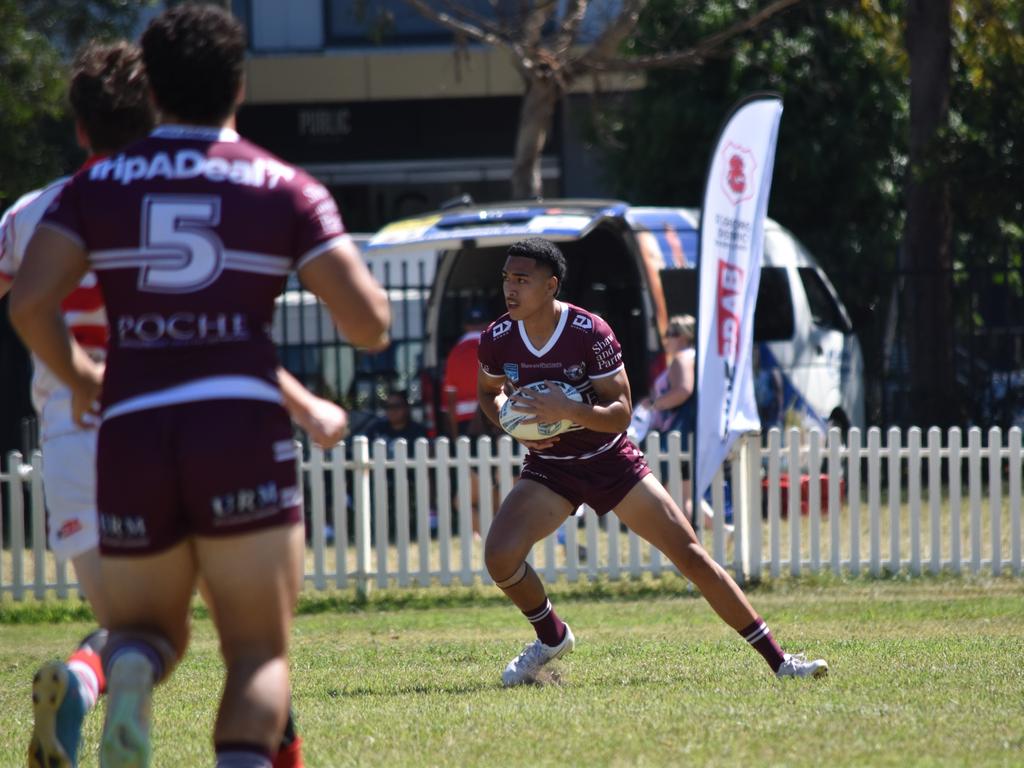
[241,0,324,51]
[324,0,522,46]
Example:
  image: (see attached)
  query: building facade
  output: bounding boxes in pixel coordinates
[230,0,640,231]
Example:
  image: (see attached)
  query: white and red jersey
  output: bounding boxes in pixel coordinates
[39,125,349,420]
[478,302,626,460]
[0,166,108,437]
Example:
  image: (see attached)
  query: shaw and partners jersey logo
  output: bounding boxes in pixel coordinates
[503,363,519,383]
[491,320,512,339]
[89,149,296,190]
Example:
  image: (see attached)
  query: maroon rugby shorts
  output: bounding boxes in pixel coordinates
[519,436,651,515]
[97,399,301,554]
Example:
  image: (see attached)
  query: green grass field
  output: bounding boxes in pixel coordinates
[2,576,1023,767]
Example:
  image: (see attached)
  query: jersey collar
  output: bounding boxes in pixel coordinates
[151,124,240,142]
[518,302,569,358]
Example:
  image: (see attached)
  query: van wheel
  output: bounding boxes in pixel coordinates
[827,409,850,442]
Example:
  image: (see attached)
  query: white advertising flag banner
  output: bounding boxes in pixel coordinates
[695,95,783,502]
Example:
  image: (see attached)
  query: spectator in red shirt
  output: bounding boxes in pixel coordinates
[442,306,490,439]
[442,306,493,539]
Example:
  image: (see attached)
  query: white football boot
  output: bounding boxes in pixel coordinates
[776,652,829,679]
[502,624,576,686]
[101,651,155,767]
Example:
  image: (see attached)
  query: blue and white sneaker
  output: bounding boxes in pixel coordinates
[29,660,86,768]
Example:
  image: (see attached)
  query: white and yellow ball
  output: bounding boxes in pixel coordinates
[498,380,582,440]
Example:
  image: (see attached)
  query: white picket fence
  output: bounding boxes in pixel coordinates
[2,426,1021,600]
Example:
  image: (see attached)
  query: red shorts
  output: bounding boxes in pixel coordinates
[97,400,301,554]
[520,436,651,515]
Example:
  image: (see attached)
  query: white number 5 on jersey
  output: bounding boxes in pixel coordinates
[139,195,224,292]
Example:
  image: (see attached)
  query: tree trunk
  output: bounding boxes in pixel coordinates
[902,0,954,427]
[511,76,559,199]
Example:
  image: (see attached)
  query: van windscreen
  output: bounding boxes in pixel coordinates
[754,267,795,341]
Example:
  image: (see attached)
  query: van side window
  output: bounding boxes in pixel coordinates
[798,267,851,332]
[754,266,795,341]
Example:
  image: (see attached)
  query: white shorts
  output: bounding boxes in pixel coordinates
[40,427,99,561]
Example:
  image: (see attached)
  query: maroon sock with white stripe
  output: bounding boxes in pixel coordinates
[523,598,566,647]
[739,617,786,672]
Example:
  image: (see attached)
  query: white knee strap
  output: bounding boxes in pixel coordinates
[495,562,528,590]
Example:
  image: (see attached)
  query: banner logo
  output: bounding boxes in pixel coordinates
[716,260,744,364]
[719,142,757,206]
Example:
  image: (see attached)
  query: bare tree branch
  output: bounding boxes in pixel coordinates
[404,0,525,60]
[554,0,589,54]
[567,0,647,76]
[401,0,807,197]
[520,0,558,49]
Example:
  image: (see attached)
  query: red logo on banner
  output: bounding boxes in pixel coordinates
[719,142,757,206]
[716,259,745,362]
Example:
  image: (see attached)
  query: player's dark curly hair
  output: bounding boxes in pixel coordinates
[69,41,154,155]
[141,3,246,125]
[507,237,567,296]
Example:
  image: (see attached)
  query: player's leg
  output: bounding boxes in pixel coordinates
[197,577,305,768]
[29,429,109,768]
[196,524,304,764]
[99,542,197,767]
[615,474,827,678]
[181,399,305,766]
[485,479,576,685]
[90,407,198,766]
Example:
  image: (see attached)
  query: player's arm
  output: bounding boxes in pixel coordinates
[476,366,507,430]
[510,369,632,435]
[298,235,391,351]
[277,367,348,448]
[9,226,101,426]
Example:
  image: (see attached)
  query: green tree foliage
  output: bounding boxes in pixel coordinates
[0,0,66,203]
[948,0,1024,271]
[599,1,1023,424]
[599,0,906,331]
[0,0,153,206]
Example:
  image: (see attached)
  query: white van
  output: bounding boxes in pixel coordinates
[365,199,865,435]
[271,234,434,413]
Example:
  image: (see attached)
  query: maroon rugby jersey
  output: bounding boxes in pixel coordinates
[40,125,348,418]
[478,302,626,460]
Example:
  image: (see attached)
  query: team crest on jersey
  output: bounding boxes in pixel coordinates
[571,315,593,331]
[492,320,512,339]
[503,363,519,383]
[563,363,586,381]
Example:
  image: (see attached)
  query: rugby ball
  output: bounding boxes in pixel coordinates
[498,381,583,441]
